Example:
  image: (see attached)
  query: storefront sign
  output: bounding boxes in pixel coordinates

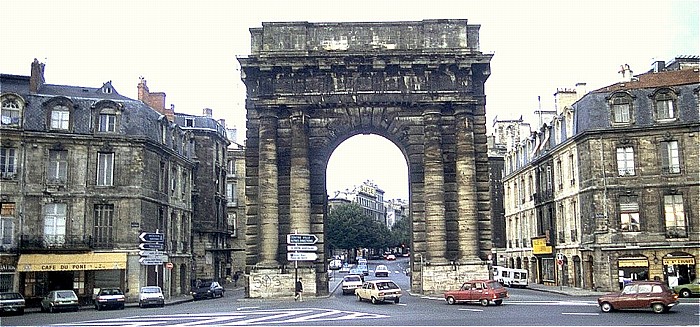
[662,257,695,265]
[618,259,649,267]
[532,237,552,254]
[17,253,127,272]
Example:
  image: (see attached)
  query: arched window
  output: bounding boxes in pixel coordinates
[51,105,71,130]
[1,95,23,127]
[651,89,678,121]
[608,92,634,125]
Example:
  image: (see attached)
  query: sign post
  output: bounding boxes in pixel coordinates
[287,233,318,294]
[139,231,164,288]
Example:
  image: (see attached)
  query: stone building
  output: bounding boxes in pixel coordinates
[500,57,699,291]
[0,60,194,304]
[225,127,246,282]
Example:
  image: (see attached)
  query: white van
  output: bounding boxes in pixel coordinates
[492,266,529,288]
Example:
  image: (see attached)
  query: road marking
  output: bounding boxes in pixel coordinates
[396,303,407,306]
[237,306,260,310]
[562,312,599,316]
[458,308,483,312]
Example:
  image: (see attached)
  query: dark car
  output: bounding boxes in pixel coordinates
[597,281,679,314]
[191,281,225,300]
[40,290,79,313]
[444,280,508,306]
[94,288,126,310]
[0,292,25,315]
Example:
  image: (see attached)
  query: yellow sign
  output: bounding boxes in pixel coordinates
[17,253,127,272]
[618,259,648,267]
[663,257,695,265]
[532,237,552,254]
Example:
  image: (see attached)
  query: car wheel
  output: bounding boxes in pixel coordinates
[495,299,503,306]
[17,308,24,315]
[394,298,400,304]
[371,297,378,304]
[652,303,665,314]
[679,289,691,298]
[119,304,125,310]
[446,296,456,305]
[95,304,100,311]
[139,302,144,308]
[356,294,362,302]
[480,299,489,307]
[600,302,613,313]
[48,305,54,313]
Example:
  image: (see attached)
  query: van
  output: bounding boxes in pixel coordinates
[492,266,529,288]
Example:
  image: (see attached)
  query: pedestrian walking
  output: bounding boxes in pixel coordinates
[294,278,303,301]
[233,271,240,287]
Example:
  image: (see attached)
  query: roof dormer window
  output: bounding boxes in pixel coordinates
[608,92,634,125]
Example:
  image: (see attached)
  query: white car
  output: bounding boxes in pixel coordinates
[341,275,364,295]
[374,265,390,277]
[139,286,164,308]
[355,280,402,304]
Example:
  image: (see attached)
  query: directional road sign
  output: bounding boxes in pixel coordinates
[287,252,318,261]
[286,234,318,245]
[139,250,160,257]
[139,257,163,265]
[287,245,318,252]
[140,232,164,243]
[139,242,164,250]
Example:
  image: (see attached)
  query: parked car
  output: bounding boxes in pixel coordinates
[341,275,364,295]
[385,254,396,261]
[94,288,126,310]
[673,278,699,298]
[0,292,25,315]
[374,265,390,277]
[597,281,679,314]
[40,290,79,313]
[355,279,402,304]
[191,281,225,300]
[139,286,165,308]
[444,280,508,306]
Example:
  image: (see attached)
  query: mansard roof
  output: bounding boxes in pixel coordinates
[593,68,700,93]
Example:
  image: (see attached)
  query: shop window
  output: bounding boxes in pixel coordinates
[619,195,640,232]
[93,204,114,247]
[0,273,13,292]
[0,147,16,179]
[616,146,635,176]
[47,149,68,184]
[664,194,687,238]
[660,141,680,174]
[43,203,67,246]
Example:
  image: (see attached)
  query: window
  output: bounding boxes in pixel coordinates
[227,182,237,205]
[654,92,676,120]
[43,203,67,245]
[0,147,16,178]
[1,98,21,126]
[619,195,640,232]
[610,94,632,124]
[48,149,68,183]
[664,194,686,238]
[660,141,680,174]
[97,152,114,186]
[93,204,114,247]
[1,203,16,247]
[616,146,635,176]
[50,105,70,130]
[98,113,116,132]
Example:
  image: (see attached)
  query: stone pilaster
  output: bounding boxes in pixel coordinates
[289,109,311,234]
[455,110,480,262]
[258,108,279,267]
[423,108,446,263]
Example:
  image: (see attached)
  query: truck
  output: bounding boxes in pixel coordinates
[492,266,529,288]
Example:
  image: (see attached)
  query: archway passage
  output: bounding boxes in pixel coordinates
[239,19,493,297]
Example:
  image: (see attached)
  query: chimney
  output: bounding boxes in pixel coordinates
[652,61,665,73]
[137,78,175,121]
[575,82,587,99]
[203,108,213,117]
[218,119,226,127]
[29,58,45,93]
[618,64,633,82]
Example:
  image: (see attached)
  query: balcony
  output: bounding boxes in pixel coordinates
[666,226,688,239]
[19,235,96,252]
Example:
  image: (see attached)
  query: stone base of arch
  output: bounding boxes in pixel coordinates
[413,262,489,295]
[247,267,317,299]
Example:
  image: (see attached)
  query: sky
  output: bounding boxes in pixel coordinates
[3,0,698,200]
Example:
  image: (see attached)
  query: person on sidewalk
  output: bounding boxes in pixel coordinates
[294,278,303,302]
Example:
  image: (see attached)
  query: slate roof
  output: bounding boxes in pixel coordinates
[593,68,700,93]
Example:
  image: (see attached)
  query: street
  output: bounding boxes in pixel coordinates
[3,258,699,326]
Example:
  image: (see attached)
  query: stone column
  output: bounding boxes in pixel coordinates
[455,109,480,261]
[289,109,311,234]
[423,108,446,263]
[258,108,279,266]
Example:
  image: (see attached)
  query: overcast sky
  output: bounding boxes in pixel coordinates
[3,0,698,200]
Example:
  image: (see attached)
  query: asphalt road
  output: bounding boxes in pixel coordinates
[3,258,699,326]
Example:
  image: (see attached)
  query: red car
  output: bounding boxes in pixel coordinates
[444,280,508,306]
[597,281,679,314]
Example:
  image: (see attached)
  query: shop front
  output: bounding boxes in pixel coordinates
[662,252,696,288]
[17,252,127,306]
[617,256,649,289]
[531,237,554,285]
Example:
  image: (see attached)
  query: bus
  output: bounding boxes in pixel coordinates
[492,266,529,288]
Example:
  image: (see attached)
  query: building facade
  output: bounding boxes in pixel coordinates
[225,127,246,282]
[499,57,700,291]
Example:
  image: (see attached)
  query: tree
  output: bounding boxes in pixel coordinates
[327,203,390,255]
[390,216,411,248]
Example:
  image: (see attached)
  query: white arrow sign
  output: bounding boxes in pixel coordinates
[139,250,159,257]
[287,252,318,261]
[139,257,163,265]
[286,234,318,245]
[287,245,318,251]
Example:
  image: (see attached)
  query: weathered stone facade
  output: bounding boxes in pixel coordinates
[239,20,493,297]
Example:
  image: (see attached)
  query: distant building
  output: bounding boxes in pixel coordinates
[225,127,246,280]
[328,180,387,224]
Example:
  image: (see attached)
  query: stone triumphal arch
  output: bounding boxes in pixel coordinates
[238,20,493,298]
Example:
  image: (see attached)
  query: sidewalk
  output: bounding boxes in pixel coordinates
[525,283,607,297]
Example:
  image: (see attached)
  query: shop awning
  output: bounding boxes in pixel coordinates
[663,257,695,265]
[618,258,648,267]
[17,253,127,272]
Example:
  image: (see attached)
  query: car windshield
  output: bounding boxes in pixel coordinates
[375,281,399,290]
[56,291,75,298]
[142,287,161,293]
[377,265,387,270]
[0,293,22,300]
[345,276,362,282]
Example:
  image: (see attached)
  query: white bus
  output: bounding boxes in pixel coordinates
[492,266,529,288]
